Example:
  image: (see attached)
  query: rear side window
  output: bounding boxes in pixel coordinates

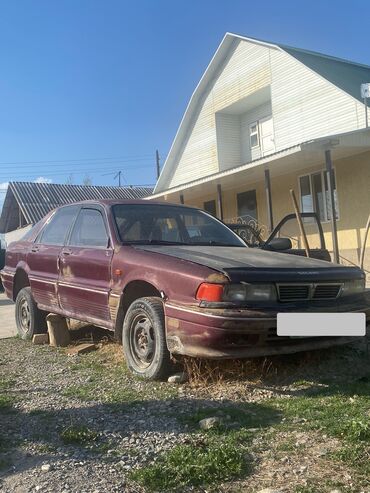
[68,209,108,248]
[39,206,79,246]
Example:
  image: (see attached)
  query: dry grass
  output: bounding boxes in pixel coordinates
[180,348,334,386]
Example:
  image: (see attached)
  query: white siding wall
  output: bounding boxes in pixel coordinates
[241,101,272,163]
[216,113,241,171]
[270,50,365,150]
[165,39,365,189]
[168,41,271,188]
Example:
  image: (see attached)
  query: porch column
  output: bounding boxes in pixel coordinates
[264,169,274,232]
[325,149,340,263]
[179,194,184,204]
[217,184,224,220]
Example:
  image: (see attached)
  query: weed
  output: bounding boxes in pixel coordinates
[0,394,14,411]
[60,425,98,445]
[130,437,250,490]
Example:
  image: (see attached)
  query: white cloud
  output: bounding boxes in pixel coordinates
[34,177,52,184]
[0,182,9,190]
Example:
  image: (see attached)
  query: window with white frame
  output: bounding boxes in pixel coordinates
[249,122,259,148]
[299,170,339,222]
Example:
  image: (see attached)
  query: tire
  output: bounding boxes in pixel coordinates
[122,297,172,380]
[15,287,47,340]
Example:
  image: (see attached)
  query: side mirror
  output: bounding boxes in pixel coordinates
[267,237,292,251]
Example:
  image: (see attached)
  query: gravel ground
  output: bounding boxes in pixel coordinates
[0,334,370,493]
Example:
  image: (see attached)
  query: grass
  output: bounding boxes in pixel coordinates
[130,437,250,491]
[59,425,98,445]
[63,345,177,404]
[0,394,14,411]
[181,403,279,430]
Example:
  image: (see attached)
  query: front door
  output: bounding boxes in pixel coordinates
[237,189,258,223]
[27,205,80,310]
[57,207,112,324]
[260,117,275,155]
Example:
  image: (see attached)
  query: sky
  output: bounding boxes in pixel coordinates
[0,0,369,207]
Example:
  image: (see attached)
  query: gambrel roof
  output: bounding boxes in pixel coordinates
[155,33,370,194]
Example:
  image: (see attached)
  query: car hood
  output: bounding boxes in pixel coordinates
[135,245,364,282]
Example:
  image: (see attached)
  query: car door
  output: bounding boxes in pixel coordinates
[57,206,113,324]
[27,205,80,310]
[262,212,331,261]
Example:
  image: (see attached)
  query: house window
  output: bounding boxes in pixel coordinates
[299,170,339,222]
[203,200,216,216]
[249,122,259,148]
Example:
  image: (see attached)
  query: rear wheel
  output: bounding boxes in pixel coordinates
[122,297,172,380]
[15,287,47,340]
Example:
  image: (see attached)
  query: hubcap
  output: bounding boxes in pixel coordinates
[18,297,31,334]
[130,315,155,369]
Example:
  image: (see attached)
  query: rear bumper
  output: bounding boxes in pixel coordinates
[165,295,370,359]
[0,270,14,300]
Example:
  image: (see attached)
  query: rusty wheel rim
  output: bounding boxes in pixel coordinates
[17,296,31,336]
[129,314,155,369]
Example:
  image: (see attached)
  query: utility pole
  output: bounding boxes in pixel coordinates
[156,150,160,179]
[114,171,122,187]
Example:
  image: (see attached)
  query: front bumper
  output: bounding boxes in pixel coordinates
[165,293,370,359]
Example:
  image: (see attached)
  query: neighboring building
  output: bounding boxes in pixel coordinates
[150,33,370,274]
[0,181,153,244]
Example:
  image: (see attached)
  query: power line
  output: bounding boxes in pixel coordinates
[0,158,156,172]
[0,154,154,166]
[0,163,155,179]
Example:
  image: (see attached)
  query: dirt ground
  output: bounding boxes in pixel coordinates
[0,330,370,493]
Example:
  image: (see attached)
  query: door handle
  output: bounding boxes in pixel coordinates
[31,246,39,253]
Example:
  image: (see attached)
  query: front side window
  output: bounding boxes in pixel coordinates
[39,206,79,246]
[249,122,259,148]
[113,204,245,247]
[299,171,339,222]
[69,209,109,248]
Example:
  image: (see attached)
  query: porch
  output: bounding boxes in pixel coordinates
[149,128,370,274]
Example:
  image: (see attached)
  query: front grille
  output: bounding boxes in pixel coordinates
[277,283,342,302]
[313,284,341,300]
[278,284,310,302]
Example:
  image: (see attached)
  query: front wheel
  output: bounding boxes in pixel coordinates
[122,297,172,380]
[15,287,47,340]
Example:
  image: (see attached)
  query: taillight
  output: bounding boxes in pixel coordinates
[196,283,224,302]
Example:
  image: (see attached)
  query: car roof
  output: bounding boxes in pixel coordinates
[58,199,199,209]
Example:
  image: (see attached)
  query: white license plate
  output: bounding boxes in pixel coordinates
[277,313,366,337]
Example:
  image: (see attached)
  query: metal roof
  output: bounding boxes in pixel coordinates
[280,44,370,104]
[0,181,153,233]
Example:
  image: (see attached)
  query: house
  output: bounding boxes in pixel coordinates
[150,33,370,274]
[0,181,153,244]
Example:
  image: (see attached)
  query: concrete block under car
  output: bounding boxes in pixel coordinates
[47,314,70,347]
[32,333,49,345]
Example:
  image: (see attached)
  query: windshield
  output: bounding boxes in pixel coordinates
[112,204,245,247]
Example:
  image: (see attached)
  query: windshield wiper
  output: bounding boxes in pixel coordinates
[122,239,187,245]
[190,240,244,247]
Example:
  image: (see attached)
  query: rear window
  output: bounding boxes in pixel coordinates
[39,206,79,246]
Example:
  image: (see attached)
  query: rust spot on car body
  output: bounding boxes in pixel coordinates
[206,272,229,284]
[108,293,120,321]
[62,265,74,279]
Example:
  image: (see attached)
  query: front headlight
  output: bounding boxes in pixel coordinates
[223,283,277,302]
[341,279,366,296]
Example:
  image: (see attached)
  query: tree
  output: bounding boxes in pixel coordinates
[82,174,92,186]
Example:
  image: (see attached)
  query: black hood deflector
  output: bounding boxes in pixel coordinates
[135,245,363,282]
